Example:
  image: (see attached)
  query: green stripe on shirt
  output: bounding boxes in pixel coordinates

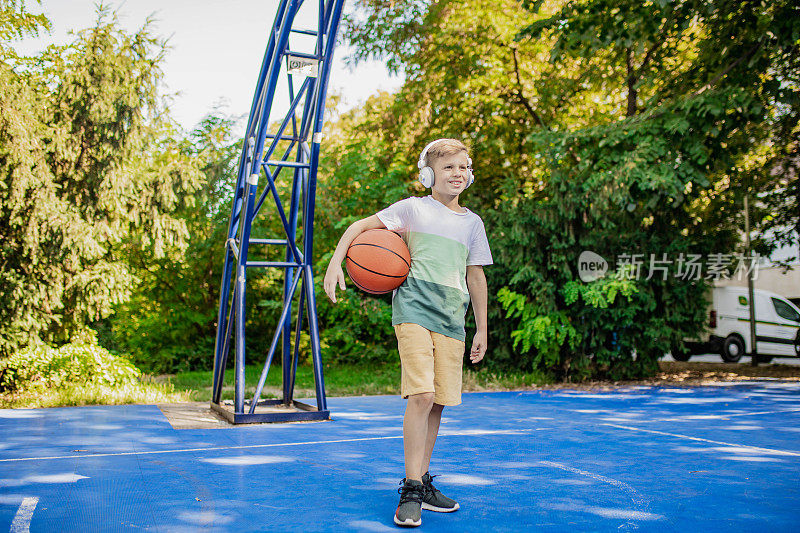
[406,231,469,292]
[392,276,471,341]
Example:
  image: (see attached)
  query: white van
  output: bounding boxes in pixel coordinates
[681,286,800,363]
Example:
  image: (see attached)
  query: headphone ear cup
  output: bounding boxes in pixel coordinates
[465,169,474,188]
[419,166,435,188]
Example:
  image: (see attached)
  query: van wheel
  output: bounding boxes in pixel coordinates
[721,335,744,363]
[795,329,800,356]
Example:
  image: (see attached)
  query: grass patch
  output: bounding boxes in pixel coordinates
[463,368,553,391]
[163,363,551,402]
[0,377,190,409]
[164,362,404,402]
[0,359,551,408]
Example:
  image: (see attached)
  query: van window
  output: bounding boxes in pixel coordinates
[772,298,800,323]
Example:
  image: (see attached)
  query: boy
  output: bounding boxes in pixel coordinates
[323,138,491,528]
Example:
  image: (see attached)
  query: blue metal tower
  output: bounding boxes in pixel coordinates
[210,0,346,423]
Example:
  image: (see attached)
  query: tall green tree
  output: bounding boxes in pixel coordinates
[503,0,799,377]
[0,7,202,355]
[518,0,799,258]
[98,112,245,372]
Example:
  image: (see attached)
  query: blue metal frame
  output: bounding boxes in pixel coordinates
[211,0,346,423]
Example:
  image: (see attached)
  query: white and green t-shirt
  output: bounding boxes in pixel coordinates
[377,196,493,341]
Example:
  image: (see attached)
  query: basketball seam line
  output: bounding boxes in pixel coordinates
[348,242,411,269]
[350,276,390,295]
[346,255,409,279]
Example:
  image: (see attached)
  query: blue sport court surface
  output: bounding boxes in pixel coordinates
[2,381,799,532]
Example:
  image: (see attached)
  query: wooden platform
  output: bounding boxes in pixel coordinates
[157,402,231,429]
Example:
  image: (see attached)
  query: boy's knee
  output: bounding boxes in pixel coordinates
[408,392,435,409]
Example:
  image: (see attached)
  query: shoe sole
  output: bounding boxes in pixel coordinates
[393,514,422,527]
[422,502,460,513]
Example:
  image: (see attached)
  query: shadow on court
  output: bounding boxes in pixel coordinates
[2,381,799,532]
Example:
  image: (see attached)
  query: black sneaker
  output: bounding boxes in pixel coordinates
[394,478,424,527]
[421,472,460,512]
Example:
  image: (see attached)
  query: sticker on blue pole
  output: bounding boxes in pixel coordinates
[286,54,319,78]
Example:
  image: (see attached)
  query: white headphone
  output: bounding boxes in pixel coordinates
[417,138,474,189]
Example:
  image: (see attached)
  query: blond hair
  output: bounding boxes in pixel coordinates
[424,138,469,166]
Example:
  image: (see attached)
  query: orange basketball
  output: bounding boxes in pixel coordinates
[345,229,411,294]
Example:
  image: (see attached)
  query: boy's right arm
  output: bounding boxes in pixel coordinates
[323,214,386,303]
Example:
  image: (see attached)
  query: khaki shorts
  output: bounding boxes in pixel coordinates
[394,322,465,406]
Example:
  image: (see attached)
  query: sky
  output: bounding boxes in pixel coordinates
[16,0,403,131]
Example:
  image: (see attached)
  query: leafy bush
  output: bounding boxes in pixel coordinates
[0,342,141,393]
[497,276,645,381]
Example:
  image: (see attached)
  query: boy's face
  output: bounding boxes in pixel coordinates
[430,152,471,196]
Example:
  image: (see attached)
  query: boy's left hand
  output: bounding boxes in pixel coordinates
[469,331,487,363]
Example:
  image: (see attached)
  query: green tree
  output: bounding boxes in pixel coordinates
[0,7,202,356]
[503,0,799,377]
[96,112,241,372]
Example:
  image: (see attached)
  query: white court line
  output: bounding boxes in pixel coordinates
[714,408,800,417]
[540,461,648,508]
[540,461,661,529]
[604,423,800,457]
[0,429,534,464]
[10,497,38,533]
[648,407,800,422]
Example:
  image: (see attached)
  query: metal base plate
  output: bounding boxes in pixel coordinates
[210,399,330,424]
